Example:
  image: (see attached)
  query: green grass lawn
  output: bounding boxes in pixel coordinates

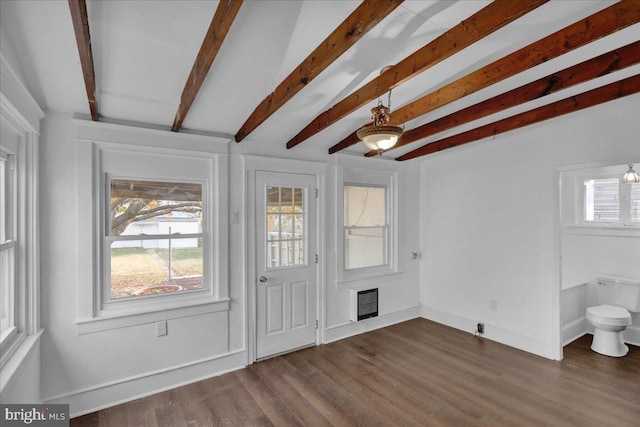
[111,247,150,257]
[155,247,203,262]
[110,247,203,299]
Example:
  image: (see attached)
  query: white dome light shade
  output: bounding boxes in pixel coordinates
[356,104,404,153]
[357,125,403,151]
[622,164,640,184]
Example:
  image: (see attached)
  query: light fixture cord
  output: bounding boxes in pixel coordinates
[377,89,393,112]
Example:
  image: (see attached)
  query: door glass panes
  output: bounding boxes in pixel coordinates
[266,186,305,268]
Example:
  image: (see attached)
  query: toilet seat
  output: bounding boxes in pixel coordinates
[586,305,631,326]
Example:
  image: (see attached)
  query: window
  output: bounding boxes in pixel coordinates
[338,167,397,282]
[344,185,387,270]
[0,148,16,343]
[75,122,229,333]
[106,178,205,300]
[0,61,43,376]
[266,186,305,268]
[583,176,639,226]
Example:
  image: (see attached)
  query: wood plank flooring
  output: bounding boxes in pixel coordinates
[71,318,640,426]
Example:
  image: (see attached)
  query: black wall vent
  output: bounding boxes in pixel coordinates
[350,288,378,321]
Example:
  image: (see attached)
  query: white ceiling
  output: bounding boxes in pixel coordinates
[1,0,638,160]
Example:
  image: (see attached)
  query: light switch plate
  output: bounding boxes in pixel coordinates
[156,320,167,336]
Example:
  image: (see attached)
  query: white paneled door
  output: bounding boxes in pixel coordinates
[255,171,317,360]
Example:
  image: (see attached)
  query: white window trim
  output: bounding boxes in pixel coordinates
[337,166,398,285]
[0,140,19,364]
[75,119,229,334]
[578,172,639,228]
[0,56,43,377]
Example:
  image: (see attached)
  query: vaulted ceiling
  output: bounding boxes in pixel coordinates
[1,0,638,160]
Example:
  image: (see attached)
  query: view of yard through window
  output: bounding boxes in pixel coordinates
[108,179,205,299]
[110,247,203,299]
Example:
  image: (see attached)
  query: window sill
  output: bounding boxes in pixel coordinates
[0,329,42,393]
[564,225,640,238]
[337,270,404,289]
[76,298,230,335]
[0,327,22,370]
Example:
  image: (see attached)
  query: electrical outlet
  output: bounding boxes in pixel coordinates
[489,299,498,310]
[156,321,167,337]
[476,323,484,335]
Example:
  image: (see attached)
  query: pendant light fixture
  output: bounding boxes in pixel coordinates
[622,164,640,184]
[356,67,404,155]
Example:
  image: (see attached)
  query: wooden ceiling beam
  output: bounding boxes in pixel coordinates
[365,40,640,157]
[171,0,243,132]
[331,0,640,154]
[234,0,404,143]
[68,0,99,121]
[286,0,549,149]
[396,74,640,161]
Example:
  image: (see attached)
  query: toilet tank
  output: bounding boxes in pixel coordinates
[596,276,640,312]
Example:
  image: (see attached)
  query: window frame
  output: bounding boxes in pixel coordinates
[264,185,308,270]
[337,167,397,283]
[0,145,17,353]
[103,175,208,304]
[0,89,42,374]
[343,184,389,271]
[579,172,639,227]
[75,121,229,334]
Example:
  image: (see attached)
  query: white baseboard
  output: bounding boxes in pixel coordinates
[625,325,640,347]
[563,317,588,346]
[563,319,640,348]
[420,305,554,359]
[46,350,245,418]
[324,305,421,344]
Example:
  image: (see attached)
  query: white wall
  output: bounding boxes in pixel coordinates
[563,233,640,289]
[39,113,241,416]
[37,111,423,416]
[323,156,422,342]
[0,50,44,404]
[35,92,637,416]
[418,93,640,359]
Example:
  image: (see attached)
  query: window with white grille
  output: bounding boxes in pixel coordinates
[0,149,16,344]
[583,176,639,226]
[338,167,397,282]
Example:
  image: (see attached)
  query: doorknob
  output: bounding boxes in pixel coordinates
[259,276,268,283]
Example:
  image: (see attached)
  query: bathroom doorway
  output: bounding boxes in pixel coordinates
[558,162,640,356]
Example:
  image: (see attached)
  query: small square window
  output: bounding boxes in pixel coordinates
[583,178,619,222]
[581,172,639,226]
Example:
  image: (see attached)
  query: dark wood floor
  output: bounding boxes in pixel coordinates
[72,318,640,426]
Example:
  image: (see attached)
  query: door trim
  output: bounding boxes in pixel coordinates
[244,155,327,364]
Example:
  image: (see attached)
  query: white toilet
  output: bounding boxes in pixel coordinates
[586,276,640,357]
